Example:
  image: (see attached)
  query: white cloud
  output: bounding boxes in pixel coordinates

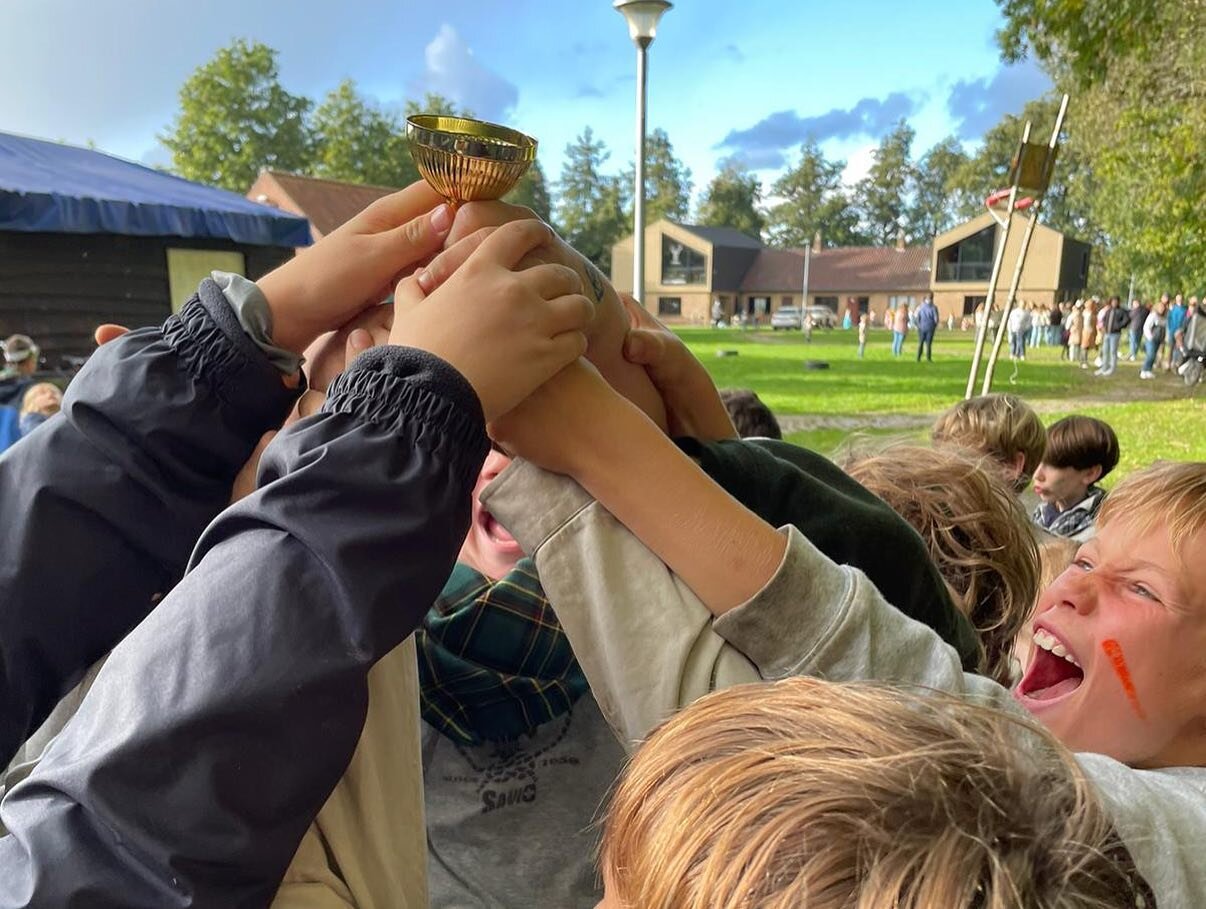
[411,24,519,121]
[840,143,877,187]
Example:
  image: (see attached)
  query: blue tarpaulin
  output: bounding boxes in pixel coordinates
[0,131,311,247]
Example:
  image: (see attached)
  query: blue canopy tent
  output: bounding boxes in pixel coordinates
[0,131,310,246]
[0,132,311,367]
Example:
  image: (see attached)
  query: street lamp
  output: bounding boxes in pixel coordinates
[614,0,672,306]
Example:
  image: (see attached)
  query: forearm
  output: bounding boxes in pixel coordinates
[0,280,299,765]
[572,398,786,614]
[0,347,487,909]
[484,460,760,747]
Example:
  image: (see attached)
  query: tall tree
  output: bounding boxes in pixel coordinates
[851,120,915,245]
[505,159,553,225]
[623,128,692,224]
[312,79,415,187]
[404,93,473,119]
[766,141,864,248]
[161,39,314,191]
[994,0,1205,292]
[907,136,968,241]
[555,128,628,272]
[696,161,766,239]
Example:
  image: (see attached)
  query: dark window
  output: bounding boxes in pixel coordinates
[936,226,998,282]
[781,295,794,309]
[658,296,682,316]
[814,295,839,310]
[963,295,987,316]
[661,236,707,285]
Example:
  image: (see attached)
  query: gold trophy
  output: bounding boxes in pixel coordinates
[406,115,537,205]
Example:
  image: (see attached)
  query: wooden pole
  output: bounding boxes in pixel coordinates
[981,94,1070,394]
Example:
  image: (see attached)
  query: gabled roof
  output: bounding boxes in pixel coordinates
[248,171,398,238]
[0,131,310,246]
[805,246,933,293]
[739,248,803,292]
[739,245,932,294]
[672,222,764,250]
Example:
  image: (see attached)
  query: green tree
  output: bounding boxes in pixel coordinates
[995,0,1162,88]
[555,129,628,273]
[505,159,553,225]
[161,39,314,191]
[766,141,865,248]
[696,161,766,239]
[404,92,473,119]
[624,128,692,224]
[907,136,968,241]
[851,121,915,245]
[996,0,1205,292]
[312,79,415,187]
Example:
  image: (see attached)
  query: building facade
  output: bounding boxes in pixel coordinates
[612,215,1090,326]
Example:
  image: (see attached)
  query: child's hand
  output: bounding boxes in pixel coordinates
[390,219,592,422]
[255,181,452,356]
[620,295,737,441]
[489,358,628,476]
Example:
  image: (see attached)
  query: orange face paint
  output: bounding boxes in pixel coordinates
[1101,639,1146,720]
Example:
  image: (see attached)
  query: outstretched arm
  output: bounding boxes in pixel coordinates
[0,181,454,766]
[0,217,592,909]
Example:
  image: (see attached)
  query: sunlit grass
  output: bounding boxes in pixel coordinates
[677,326,1205,483]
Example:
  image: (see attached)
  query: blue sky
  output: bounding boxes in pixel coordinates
[0,0,1051,205]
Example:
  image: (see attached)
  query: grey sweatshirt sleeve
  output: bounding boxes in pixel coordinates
[482,459,760,749]
[0,280,301,767]
[714,525,1017,707]
[716,526,1206,907]
[0,345,488,909]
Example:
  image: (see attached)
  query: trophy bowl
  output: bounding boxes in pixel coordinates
[406,115,537,205]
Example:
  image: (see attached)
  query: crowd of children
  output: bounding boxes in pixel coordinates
[0,186,1202,907]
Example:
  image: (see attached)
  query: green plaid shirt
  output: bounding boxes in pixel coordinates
[417,558,587,745]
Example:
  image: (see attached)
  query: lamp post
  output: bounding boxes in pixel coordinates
[614,0,671,306]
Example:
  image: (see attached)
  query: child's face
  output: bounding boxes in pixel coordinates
[1014,519,1206,767]
[458,447,524,580]
[1032,462,1097,509]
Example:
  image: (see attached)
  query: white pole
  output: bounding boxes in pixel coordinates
[801,244,811,335]
[632,40,650,305]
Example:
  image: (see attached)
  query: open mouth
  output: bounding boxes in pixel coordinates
[1016,628,1084,703]
[480,508,522,553]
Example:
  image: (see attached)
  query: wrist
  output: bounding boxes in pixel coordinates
[256,271,317,357]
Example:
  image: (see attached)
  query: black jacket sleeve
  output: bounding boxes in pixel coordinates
[0,346,488,908]
[0,280,299,766]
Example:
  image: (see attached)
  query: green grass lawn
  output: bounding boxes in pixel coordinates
[676,326,1205,484]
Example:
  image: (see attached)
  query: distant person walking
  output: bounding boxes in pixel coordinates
[1079,298,1098,369]
[1140,298,1169,379]
[1007,304,1030,360]
[857,313,868,358]
[891,303,909,357]
[1066,301,1084,365]
[1127,298,1148,361]
[915,296,939,362]
[1096,296,1128,376]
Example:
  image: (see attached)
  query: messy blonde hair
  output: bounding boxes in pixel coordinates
[932,393,1047,490]
[601,678,1140,909]
[1098,460,1206,558]
[845,445,1039,684]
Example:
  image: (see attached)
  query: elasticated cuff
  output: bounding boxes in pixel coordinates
[324,345,488,480]
[161,280,303,432]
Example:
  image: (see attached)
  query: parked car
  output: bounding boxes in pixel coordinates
[770,306,802,330]
[805,305,839,328]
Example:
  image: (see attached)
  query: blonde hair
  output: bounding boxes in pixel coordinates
[845,445,1039,684]
[932,394,1047,488]
[1098,461,1206,557]
[602,679,1139,909]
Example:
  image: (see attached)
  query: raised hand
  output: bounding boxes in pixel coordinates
[619,295,737,441]
[390,219,592,422]
[255,180,451,356]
